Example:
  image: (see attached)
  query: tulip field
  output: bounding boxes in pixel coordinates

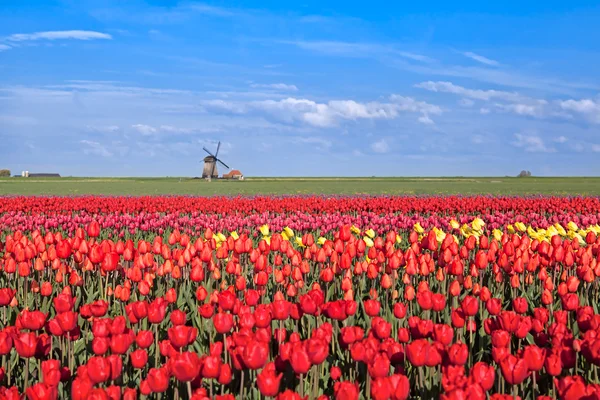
[2,195,600,400]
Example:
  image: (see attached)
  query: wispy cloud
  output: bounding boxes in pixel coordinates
[4,30,112,42]
[187,3,236,17]
[512,133,555,153]
[371,138,390,153]
[416,81,552,118]
[0,44,11,52]
[554,136,568,143]
[415,81,524,102]
[279,40,433,63]
[131,124,158,135]
[250,83,298,91]
[293,136,332,150]
[80,140,112,157]
[462,51,499,66]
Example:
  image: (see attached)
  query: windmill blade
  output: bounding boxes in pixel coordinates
[203,147,214,157]
[214,141,221,158]
[217,159,230,169]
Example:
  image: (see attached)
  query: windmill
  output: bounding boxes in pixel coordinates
[202,141,230,180]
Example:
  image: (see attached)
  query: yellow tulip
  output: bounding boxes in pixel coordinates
[515,222,526,232]
[230,231,239,240]
[492,229,503,241]
[317,237,327,245]
[284,226,295,238]
[263,236,271,246]
[365,229,375,239]
[449,219,460,230]
[413,223,424,234]
[567,221,579,232]
[574,233,585,246]
[527,226,537,238]
[453,234,460,243]
[435,229,446,243]
[281,231,290,241]
[295,236,305,247]
[363,237,374,247]
[554,223,567,236]
[460,224,472,237]
[217,232,226,243]
[507,225,515,234]
[259,225,270,236]
[395,235,402,244]
[471,218,485,231]
[351,225,361,234]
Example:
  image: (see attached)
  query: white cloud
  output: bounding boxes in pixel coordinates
[250,83,298,91]
[131,124,158,135]
[80,140,112,157]
[512,133,555,153]
[418,115,434,125]
[415,81,523,102]
[559,99,600,123]
[554,136,568,143]
[202,95,441,127]
[480,108,490,114]
[5,30,112,42]
[495,102,545,117]
[592,144,600,152]
[0,44,11,52]
[462,51,499,66]
[371,139,390,153]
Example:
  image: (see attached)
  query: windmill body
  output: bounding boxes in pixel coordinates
[201,142,230,180]
[202,156,219,179]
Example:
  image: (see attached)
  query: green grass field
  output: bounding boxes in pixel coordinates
[0,177,599,196]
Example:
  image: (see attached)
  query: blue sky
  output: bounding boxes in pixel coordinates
[1,0,600,177]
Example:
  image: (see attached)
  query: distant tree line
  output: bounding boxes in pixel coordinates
[0,169,10,177]
[517,170,532,177]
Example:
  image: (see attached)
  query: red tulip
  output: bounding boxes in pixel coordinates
[87,356,112,384]
[242,340,269,370]
[171,352,201,382]
[257,362,283,397]
[290,344,311,375]
[447,342,468,365]
[168,325,197,348]
[213,313,234,334]
[26,383,58,400]
[500,355,528,385]
[364,299,381,317]
[147,298,167,324]
[13,332,39,358]
[461,296,479,317]
[130,349,148,369]
[147,367,169,393]
[19,310,47,331]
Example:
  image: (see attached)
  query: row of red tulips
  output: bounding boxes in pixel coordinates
[1,196,599,236]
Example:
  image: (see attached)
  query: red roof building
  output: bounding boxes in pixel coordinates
[223,170,243,179]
